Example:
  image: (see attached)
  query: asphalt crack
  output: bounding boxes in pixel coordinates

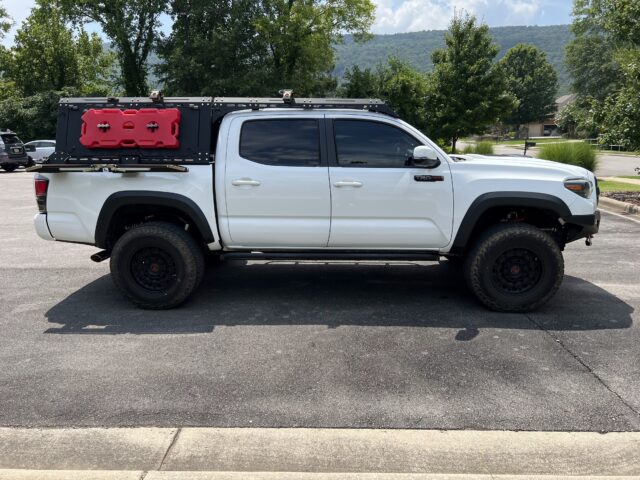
[524,313,640,420]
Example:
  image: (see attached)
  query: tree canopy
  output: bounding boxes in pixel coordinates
[159,0,375,97]
[565,0,640,149]
[426,12,512,152]
[339,58,430,131]
[8,1,114,96]
[0,1,11,39]
[499,44,558,132]
[60,0,168,95]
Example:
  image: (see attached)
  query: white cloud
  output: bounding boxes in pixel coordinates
[372,0,548,34]
[373,0,451,33]
[503,0,539,22]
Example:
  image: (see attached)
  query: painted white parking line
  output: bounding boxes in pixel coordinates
[600,208,640,225]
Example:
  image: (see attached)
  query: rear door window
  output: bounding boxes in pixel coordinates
[240,119,321,167]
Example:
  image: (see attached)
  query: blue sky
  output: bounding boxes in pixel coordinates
[1,0,574,45]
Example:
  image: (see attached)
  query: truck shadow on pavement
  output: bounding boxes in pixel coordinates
[44,261,634,337]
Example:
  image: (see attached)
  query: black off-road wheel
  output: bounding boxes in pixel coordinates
[110,222,205,309]
[463,223,564,312]
[1,164,17,172]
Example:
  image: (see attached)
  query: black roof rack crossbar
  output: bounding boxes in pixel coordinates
[210,97,398,124]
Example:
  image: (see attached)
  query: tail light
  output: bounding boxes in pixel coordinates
[34,175,49,213]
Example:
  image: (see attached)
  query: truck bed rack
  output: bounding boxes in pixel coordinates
[47,93,397,169]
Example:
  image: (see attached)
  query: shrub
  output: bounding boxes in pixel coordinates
[461,141,494,155]
[462,144,475,154]
[474,141,494,155]
[538,142,598,172]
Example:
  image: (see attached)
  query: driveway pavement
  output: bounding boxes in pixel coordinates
[0,170,638,431]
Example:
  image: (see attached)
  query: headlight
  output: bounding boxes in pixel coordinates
[564,178,593,198]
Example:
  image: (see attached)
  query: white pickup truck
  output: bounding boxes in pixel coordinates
[31,94,600,312]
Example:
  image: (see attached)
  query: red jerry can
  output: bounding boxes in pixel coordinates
[80,108,181,149]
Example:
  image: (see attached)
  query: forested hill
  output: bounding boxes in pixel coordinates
[334,24,573,94]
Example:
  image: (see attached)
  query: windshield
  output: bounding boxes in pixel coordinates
[1,134,22,145]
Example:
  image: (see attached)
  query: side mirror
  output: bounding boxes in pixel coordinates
[411,146,441,168]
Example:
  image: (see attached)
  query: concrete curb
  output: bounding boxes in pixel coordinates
[1,472,639,480]
[1,428,639,477]
[599,196,639,216]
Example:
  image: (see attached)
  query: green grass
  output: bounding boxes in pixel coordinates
[538,142,599,172]
[462,141,494,154]
[598,181,640,192]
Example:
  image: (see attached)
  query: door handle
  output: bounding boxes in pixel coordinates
[231,178,261,186]
[414,175,444,182]
[334,181,363,188]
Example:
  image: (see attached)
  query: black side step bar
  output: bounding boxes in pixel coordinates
[220,251,440,262]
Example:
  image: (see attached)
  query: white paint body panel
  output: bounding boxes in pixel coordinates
[442,155,597,252]
[217,113,331,248]
[40,166,219,248]
[325,112,453,249]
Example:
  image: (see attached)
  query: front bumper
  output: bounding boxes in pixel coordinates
[564,210,600,243]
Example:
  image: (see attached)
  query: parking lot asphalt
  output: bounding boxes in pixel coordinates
[0,170,639,431]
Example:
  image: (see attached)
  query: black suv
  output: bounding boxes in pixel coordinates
[0,129,32,172]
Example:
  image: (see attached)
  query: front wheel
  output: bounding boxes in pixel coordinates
[464,224,564,312]
[110,222,205,309]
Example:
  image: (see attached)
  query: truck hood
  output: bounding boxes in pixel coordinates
[453,155,593,179]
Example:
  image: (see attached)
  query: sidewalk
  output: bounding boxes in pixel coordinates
[600,176,640,186]
[1,428,639,478]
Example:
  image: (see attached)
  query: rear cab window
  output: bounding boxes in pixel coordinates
[239,119,321,167]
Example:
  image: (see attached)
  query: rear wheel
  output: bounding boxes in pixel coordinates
[1,164,17,172]
[110,222,205,309]
[464,223,564,312]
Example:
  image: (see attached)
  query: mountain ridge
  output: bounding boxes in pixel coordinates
[334,24,573,95]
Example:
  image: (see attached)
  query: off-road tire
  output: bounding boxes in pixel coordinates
[1,164,17,172]
[463,223,564,312]
[110,221,205,309]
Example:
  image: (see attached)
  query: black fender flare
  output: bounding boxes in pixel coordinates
[95,191,215,249]
[451,192,572,253]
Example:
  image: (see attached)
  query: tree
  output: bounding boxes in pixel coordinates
[0,89,73,139]
[377,58,429,132]
[499,44,558,135]
[566,0,640,149]
[158,0,265,96]
[338,59,430,131]
[160,0,374,96]
[61,0,168,95]
[427,12,512,152]
[338,65,378,98]
[565,34,621,101]
[253,0,375,95]
[8,1,114,96]
[0,1,11,39]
